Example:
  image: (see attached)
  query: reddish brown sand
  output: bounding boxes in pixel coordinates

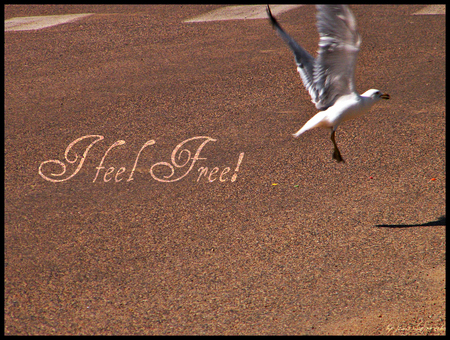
[5,5,445,335]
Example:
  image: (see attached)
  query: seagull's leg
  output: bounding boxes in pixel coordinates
[331,129,345,163]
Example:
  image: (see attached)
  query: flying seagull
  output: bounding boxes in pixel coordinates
[267,5,389,163]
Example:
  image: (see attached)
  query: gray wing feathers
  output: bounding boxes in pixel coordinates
[267,5,361,111]
[314,5,361,109]
[266,6,319,106]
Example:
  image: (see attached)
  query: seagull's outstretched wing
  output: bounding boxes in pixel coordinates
[266,6,318,107]
[267,5,361,111]
[314,5,361,110]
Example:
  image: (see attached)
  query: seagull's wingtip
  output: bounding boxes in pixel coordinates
[266,5,278,28]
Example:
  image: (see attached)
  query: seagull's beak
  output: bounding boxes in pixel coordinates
[380,93,390,100]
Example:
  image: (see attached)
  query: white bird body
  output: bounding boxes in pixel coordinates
[267,5,389,162]
[293,90,383,137]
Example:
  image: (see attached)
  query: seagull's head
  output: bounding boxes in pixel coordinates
[363,89,390,101]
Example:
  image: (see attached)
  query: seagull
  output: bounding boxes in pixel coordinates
[267,5,389,163]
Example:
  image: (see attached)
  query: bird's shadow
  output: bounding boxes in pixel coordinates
[375,215,446,228]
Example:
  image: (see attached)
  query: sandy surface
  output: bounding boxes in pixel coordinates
[5,5,445,335]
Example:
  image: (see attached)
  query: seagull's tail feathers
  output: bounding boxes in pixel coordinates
[293,111,329,138]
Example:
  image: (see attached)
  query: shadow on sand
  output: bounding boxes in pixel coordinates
[375,215,446,228]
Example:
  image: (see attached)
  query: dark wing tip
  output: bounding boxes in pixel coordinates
[267,5,280,29]
[266,4,273,18]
